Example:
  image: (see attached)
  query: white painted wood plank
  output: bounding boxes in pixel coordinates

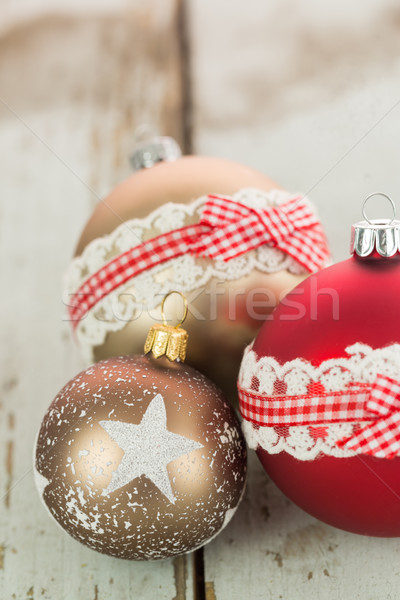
[0,0,176,35]
[0,4,194,598]
[203,454,400,600]
[189,1,400,598]
[189,0,400,261]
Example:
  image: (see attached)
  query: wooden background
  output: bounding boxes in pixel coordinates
[2,1,400,598]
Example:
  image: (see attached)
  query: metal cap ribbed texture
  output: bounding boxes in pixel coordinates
[351,193,400,257]
[129,136,182,171]
[144,323,188,362]
[351,219,400,257]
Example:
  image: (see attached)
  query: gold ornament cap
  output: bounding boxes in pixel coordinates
[144,292,189,362]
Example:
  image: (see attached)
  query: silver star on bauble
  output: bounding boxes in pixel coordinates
[100,393,203,503]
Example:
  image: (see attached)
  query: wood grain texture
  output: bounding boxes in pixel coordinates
[189,0,400,261]
[203,454,400,600]
[0,2,194,598]
[189,1,400,598]
[5,0,400,598]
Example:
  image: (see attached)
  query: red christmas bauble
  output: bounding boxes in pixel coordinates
[239,196,400,536]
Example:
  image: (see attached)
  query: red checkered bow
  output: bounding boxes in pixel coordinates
[238,374,400,459]
[338,375,400,459]
[69,194,329,326]
[191,194,328,267]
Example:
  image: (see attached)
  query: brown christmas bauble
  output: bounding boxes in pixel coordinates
[65,139,323,397]
[34,352,247,559]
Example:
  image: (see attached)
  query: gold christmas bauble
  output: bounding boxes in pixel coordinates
[34,353,247,560]
[65,146,323,396]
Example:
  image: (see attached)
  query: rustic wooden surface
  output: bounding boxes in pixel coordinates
[0,2,194,598]
[190,0,400,261]
[2,1,400,599]
[188,1,400,598]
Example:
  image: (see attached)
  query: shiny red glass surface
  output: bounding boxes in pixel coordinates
[253,252,400,536]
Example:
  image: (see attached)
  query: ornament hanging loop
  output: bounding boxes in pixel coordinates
[352,192,400,257]
[362,192,396,225]
[161,291,188,328]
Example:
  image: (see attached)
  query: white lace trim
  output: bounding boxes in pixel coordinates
[65,188,319,360]
[239,343,400,460]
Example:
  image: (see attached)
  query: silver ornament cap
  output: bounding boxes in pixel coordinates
[130,133,182,172]
[351,192,400,257]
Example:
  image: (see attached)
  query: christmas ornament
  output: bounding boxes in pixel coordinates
[65,132,330,396]
[238,193,400,537]
[35,292,247,560]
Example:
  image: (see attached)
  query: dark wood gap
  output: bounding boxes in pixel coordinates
[193,548,206,600]
[176,0,193,154]
[177,3,204,598]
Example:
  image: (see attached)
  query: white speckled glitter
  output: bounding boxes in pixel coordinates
[34,355,247,560]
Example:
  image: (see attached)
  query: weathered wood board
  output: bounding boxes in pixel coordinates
[189,0,400,261]
[0,2,195,598]
[3,0,400,598]
[189,1,400,598]
[202,454,400,600]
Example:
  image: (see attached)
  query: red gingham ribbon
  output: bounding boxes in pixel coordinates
[238,374,400,459]
[338,375,400,459]
[69,194,329,326]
